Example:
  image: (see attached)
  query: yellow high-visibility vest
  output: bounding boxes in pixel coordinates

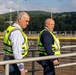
[3,25,29,57]
[38,29,61,55]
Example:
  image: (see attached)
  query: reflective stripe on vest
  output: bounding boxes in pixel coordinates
[38,29,61,55]
[3,25,29,57]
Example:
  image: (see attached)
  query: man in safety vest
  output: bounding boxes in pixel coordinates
[38,18,61,75]
[3,12,30,75]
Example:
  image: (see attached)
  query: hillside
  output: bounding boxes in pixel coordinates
[0,11,76,31]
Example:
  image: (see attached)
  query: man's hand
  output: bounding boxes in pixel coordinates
[53,59,59,66]
[20,69,26,75]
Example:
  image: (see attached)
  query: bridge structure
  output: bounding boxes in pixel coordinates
[0,35,76,75]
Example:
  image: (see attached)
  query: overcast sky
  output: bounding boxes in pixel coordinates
[0,0,76,14]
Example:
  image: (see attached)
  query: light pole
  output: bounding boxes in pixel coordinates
[51,6,52,19]
[9,8,12,25]
[16,0,23,15]
[16,0,27,15]
[5,0,14,25]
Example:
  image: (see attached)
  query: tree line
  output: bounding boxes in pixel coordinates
[0,11,76,32]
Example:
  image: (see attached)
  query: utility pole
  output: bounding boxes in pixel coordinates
[16,0,20,15]
[51,7,52,19]
[5,0,13,25]
[16,0,26,15]
[9,8,12,25]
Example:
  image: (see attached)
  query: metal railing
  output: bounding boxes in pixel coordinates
[0,46,76,75]
[1,31,76,37]
[0,32,76,75]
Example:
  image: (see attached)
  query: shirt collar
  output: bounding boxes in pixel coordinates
[13,23,23,30]
[44,27,49,31]
[44,27,52,32]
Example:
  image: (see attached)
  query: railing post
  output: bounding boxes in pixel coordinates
[32,50,35,75]
[5,64,9,75]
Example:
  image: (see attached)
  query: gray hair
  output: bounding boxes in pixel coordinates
[17,12,25,19]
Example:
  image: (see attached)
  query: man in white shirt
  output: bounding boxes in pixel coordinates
[3,12,30,75]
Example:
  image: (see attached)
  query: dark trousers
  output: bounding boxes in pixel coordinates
[41,60,55,75]
[3,55,20,75]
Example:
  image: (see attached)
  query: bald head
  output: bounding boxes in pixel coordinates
[45,18,55,31]
[45,18,55,26]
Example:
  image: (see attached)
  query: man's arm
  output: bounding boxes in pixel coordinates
[9,30,25,71]
[41,31,59,65]
[41,31,59,63]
